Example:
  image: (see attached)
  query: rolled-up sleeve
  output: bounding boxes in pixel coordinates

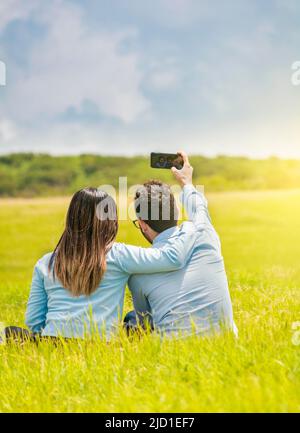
[181,185,211,226]
[181,184,221,251]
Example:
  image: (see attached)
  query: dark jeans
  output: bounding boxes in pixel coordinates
[2,317,152,343]
[123,310,154,335]
[2,326,62,345]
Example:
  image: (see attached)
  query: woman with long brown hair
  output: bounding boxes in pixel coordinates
[4,187,196,340]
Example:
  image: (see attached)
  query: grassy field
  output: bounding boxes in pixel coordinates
[0,190,299,412]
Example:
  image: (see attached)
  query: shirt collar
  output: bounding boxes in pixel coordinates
[153,226,179,246]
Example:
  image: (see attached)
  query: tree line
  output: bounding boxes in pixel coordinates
[0,153,299,197]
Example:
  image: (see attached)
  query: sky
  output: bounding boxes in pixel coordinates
[0,0,299,158]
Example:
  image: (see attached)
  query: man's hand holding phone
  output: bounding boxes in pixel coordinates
[171,151,193,186]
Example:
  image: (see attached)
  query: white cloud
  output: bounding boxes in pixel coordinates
[3,1,149,124]
[149,70,180,90]
[116,0,216,29]
[0,0,38,33]
[0,0,299,157]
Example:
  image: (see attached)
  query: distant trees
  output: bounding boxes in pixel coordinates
[0,153,299,197]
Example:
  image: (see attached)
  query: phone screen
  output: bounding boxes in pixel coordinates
[150,153,183,170]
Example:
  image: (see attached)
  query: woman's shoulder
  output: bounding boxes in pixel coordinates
[107,242,124,261]
[109,242,137,257]
[35,252,54,272]
[106,242,135,268]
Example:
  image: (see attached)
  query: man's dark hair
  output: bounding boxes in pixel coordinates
[134,180,178,233]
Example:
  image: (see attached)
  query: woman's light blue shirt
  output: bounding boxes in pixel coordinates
[25,223,197,338]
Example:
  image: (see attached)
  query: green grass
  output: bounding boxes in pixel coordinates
[0,190,299,412]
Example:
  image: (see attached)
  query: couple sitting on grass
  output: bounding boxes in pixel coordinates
[3,151,237,343]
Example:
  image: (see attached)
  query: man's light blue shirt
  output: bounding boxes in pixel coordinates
[128,185,237,337]
[25,221,198,338]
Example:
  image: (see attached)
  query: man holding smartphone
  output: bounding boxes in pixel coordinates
[125,151,237,337]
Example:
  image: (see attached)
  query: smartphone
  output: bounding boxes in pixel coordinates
[150,152,183,170]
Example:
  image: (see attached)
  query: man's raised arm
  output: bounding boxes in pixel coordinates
[171,150,212,227]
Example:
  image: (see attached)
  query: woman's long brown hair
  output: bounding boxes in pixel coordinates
[49,188,118,296]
